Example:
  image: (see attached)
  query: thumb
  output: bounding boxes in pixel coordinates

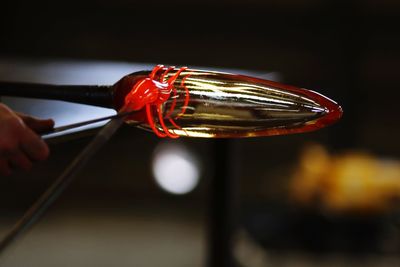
[16,113,55,134]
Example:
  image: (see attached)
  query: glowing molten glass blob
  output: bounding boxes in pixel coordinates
[123,65,342,138]
[123,65,188,138]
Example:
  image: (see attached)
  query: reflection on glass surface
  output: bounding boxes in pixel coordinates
[126,68,342,138]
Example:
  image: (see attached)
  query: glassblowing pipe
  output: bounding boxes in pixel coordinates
[0,66,342,138]
[0,70,148,109]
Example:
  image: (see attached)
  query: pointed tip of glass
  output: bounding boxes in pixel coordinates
[303,89,343,131]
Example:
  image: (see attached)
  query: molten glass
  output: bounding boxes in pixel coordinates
[122,65,342,138]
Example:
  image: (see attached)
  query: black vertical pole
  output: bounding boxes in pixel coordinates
[208,139,239,267]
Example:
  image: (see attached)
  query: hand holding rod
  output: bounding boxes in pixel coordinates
[0,110,131,257]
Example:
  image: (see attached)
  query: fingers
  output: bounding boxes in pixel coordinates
[0,114,50,176]
[19,128,50,161]
[8,150,33,171]
[27,118,54,134]
[16,113,55,134]
[0,147,33,174]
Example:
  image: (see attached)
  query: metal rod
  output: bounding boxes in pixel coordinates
[0,113,127,256]
[0,81,114,108]
[43,110,139,135]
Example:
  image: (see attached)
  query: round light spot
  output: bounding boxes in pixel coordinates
[152,142,200,195]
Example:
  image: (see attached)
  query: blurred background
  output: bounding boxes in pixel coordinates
[0,0,400,266]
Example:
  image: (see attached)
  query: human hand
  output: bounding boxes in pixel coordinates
[0,103,54,175]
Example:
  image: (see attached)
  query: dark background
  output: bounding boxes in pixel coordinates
[0,0,400,266]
